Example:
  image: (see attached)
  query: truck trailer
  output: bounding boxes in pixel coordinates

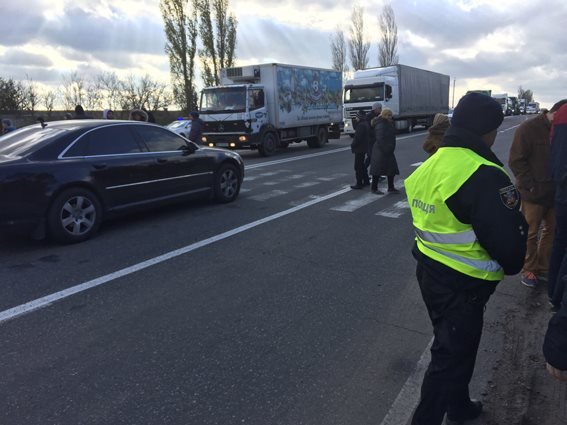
[342,64,450,134]
[199,63,343,156]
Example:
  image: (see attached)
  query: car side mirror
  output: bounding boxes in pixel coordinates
[181,143,197,155]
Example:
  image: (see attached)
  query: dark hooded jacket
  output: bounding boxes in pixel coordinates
[414,126,528,281]
[188,118,204,144]
[351,115,370,154]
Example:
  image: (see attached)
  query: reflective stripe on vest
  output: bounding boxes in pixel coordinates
[417,235,503,273]
[415,228,477,245]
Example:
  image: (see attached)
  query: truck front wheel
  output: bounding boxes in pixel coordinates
[258,132,278,156]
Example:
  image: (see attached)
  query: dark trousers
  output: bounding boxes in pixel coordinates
[548,203,567,307]
[354,152,369,185]
[371,175,395,191]
[411,262,495,425]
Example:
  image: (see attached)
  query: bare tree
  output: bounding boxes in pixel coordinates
[60,72,86,111]
[160,0,199,113]
[97,72,122,111]
[330,27,349,74]
[84,78,105,112]
[21,75,39,114]
[118,74,172,112]
[518,86,534,103]
[42,90,57,116]
[377,3,399,67]
[195,0,237,87]
[348,5,370,71]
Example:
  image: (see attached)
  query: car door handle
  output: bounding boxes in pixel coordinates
[93,163,107,170]
[156,158,168,164]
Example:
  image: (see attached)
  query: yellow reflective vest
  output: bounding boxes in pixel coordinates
[405,147,507,281]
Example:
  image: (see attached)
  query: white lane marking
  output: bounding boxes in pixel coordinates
[248,190,288,201]
[287,174,306,180]
[411,162,423,167]
[499,124,521,133]
[246,148,350,170]
[331,192,385,212]
[379,338,433,425]
[376,199,409,218]
[245,134,423,170]
[239,188,252,193]
[263,181,280,186]
[0,187,353,324]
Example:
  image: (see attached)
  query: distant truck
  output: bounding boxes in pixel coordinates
[526,102,540,114]
[199,63,343,156]
[492,93,513,116]
[466,89,492,97]
[342,64,450,134]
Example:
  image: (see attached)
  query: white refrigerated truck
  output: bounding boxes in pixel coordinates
[342,64,450,135]
[199,63,343,156]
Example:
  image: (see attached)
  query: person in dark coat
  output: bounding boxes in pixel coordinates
[544,280,567,381]
[350,110,371,189]
[370,107,400,194]
[364,102,382,177]
[188,111,204,144]
[548,102,567,310]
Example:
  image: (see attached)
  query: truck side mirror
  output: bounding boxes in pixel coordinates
[385,85,392,100]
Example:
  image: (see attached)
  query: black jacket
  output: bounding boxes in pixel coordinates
[351,118,370,154]
[370,118,399,176]
[414,126,528,281]
[543,295,567,370]
[188,118,204,144]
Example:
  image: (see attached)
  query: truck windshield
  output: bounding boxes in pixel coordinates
[344,84,384,104]
[201,87,247,113]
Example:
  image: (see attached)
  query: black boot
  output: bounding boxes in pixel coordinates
[446,400,483,425]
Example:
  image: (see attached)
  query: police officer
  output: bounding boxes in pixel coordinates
[404,93,527,425]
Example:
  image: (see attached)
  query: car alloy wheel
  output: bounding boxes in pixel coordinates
[215,164,240,203]
[48,188,102,243]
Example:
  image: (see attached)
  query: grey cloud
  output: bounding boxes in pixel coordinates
[0,1,45,46]
[0,50,53,67]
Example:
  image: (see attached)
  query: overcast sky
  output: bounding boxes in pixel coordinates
[1,0,566,109]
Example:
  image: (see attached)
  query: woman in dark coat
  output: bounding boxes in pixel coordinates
[370,107,400,194]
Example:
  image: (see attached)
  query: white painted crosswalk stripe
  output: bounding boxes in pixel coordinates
[295,181,320,188]
[331,192,385,212]
[376,199,410,218]
[249,190,289,201]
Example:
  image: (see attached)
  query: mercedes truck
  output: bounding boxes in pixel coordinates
[199,63,343,156]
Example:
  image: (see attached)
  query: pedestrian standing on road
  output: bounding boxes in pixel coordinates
[548,102,567,311]
[508,100,567,288]
[404,92,527,425]
[188,111,204,145]
[350,110,371,189]
[422,113,450,156]
[370,108,399,194]
[365,102,382,177]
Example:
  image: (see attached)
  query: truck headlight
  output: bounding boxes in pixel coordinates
[238,136,247,142]
[201,136,207,143]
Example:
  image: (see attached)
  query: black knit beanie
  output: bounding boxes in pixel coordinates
[451,92,504,136]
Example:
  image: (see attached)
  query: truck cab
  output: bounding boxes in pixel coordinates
[200,84,268,151]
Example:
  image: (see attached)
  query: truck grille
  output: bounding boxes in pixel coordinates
[204,120,247,133]
[345,108,370,119]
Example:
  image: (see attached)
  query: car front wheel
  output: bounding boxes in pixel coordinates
[47,188,102,243]
[214,164,241,203]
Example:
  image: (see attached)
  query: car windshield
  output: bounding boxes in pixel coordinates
[344,84,385,104]
[0,126,67,157]
[167,120,191,129]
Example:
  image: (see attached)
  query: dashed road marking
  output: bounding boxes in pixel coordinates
[331,192,385,212]
[376,199,410,218]
[249,190,289,201]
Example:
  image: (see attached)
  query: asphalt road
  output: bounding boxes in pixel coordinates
[0,116,529,425]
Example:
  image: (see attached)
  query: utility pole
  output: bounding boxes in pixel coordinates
[452,78,456,108]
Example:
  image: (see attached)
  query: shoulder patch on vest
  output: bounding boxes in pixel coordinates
[499,185,519,209]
